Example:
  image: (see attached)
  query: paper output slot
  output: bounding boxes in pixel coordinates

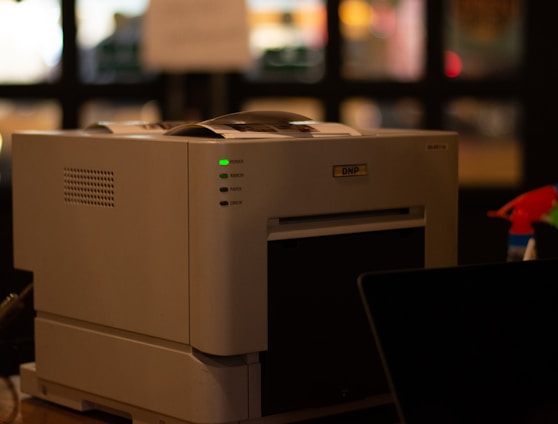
[268,207,426,241]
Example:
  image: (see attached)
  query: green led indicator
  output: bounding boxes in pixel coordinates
[219,159,230,166]
[219,173,229,179]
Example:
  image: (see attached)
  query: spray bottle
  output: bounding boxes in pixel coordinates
[487,183,558,261]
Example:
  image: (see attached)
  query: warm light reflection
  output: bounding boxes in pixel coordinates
[339,0,371,39]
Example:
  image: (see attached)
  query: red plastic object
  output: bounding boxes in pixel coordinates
[487,184,558,235]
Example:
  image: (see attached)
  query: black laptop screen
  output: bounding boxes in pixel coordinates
[358,259,558,424]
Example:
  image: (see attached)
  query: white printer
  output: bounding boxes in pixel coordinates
[12,111,458,423]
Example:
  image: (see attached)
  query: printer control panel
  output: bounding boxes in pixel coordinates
[218,158,244,206]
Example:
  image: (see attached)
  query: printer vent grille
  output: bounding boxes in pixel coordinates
[63,167,115,208]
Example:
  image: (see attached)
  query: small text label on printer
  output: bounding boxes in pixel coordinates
[426,143,448,151]
[332,164,368,177]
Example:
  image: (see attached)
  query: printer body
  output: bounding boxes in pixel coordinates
[12,123,458,423]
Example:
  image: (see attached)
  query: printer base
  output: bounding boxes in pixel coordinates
[20,362,393,424]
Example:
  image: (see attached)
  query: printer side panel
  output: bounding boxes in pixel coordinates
[12,133,191,343]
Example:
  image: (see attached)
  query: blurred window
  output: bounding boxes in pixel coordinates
[0,99,61,188]
[444,0,523,79]
[340,97,423,129]
[245,0,327,82]
[444,98,522,186]
[340,0,425,81]
[242,97,324,121]
[79,99,161,128]
[0,99,61,136]
[77,0,155,83]
[0,0,62,84]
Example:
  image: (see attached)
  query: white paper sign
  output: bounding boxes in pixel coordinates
[141,0,252,71]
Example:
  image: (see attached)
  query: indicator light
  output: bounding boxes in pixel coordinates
[219,173,229,179]
[219,159,230,166]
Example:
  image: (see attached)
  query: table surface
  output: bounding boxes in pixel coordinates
[0,375,398,424]
[0,376,129,424]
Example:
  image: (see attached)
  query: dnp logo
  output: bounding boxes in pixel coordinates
[332,164,368,177]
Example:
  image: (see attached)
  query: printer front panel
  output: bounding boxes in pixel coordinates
[187,132,457,357]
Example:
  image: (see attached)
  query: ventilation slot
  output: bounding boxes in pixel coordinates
[64,167,115,208]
